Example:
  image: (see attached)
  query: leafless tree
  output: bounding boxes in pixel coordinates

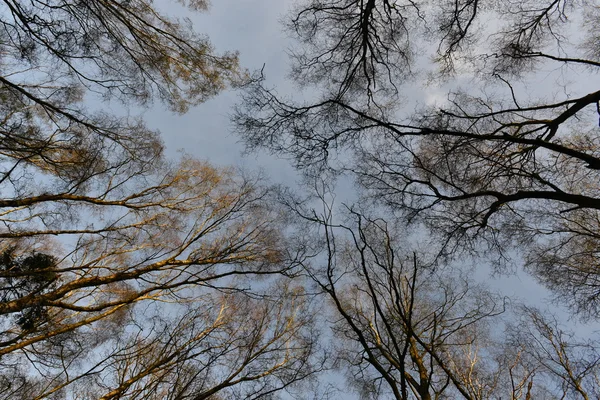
[278,181,600,399]
[0,0,245,209]
[281,183,499,399]
[0,159,325,399]
[0,1,326,398]
[507,306,600,399]
[234,0,600,316]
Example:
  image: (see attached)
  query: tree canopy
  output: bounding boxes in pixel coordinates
[0,1,321,398]
[235,0,600,317]
[233,0,600,397]
[2,0,600,399]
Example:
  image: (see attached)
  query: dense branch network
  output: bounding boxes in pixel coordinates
[235,0,600,316]
[279,182,600,399]
[0,1,323,398]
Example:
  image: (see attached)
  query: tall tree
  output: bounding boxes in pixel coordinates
[0,1,324,398]
[0,154,323,399]
[280,182,600,399]
[234,0,600,316]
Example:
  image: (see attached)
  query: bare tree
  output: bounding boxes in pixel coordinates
[280,183,497,399]
[507,306,600,400]
[0,1,326,398]
[0,159,325,399]
[0,0,242,110]
[277,180,600,399]
[26,284,319,400]
[0,0,245,206]
[234,0,600,316]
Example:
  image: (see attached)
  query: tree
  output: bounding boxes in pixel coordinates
[301,209,506,399]
[280,181,599,399]
[0,248,58,331]
[0,0,243,247]
[0,158,325,399]
[0,0,244,206]
[0,1,325,398]
[234,0,600,317]
[507,306,600,399]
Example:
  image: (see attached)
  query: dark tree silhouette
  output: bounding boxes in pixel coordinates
[278,180,600,399]
[234,0,600,317]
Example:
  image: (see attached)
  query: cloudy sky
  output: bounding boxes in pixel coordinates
[137,0,600,371]
[144,0,296,176]
[110,2,600,397]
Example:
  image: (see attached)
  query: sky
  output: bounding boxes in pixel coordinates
[144,0,559,305]
[135,0,599,394]
[2,2,598,398]
[145,0,297,178]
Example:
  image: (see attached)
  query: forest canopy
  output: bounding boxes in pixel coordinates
[1,0,599,399]
[0,1,319,398]
[235,0,600,316]
[233,0,600,397]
